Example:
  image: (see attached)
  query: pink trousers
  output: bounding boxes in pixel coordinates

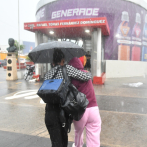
[73,107,101,147]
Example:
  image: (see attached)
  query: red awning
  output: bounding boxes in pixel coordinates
[24,17,110,39]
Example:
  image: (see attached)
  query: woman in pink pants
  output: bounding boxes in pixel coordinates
[69,57,101,147]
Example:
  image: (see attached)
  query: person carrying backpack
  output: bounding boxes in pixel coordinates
[69,57,101,147]
[44,49,91,147]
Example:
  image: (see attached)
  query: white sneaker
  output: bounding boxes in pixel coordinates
[72,143,75,147]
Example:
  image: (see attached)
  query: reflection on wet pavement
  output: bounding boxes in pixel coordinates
[1,68,147,146]
[100,110,147,147]
[94,77,147,98]
[97,95,147,114]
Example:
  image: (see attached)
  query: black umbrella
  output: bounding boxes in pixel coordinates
[28,41,86,63]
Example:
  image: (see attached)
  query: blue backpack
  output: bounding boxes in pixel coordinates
[37,66,69,104]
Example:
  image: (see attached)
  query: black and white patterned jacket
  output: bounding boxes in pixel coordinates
[44,64,91,81]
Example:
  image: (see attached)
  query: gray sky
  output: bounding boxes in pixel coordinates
[1,0,147,45]
[0,0,40,45]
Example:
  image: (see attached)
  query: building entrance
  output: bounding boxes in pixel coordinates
[24,17,110,82]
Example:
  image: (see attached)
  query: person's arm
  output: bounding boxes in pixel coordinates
[66,65,91,81]
[44,72,49,80]
[44,68,55,80]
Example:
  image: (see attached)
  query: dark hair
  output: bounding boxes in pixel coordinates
[53,49,65,65]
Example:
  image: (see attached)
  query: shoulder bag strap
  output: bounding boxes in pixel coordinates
[62,65,69,82]
[62,65,77,100]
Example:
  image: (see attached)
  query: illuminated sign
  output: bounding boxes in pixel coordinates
[25,18,107,29]
[24,17,110,36]
[51,8,99,19]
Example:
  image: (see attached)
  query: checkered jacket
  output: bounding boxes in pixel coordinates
[44,65,91,81]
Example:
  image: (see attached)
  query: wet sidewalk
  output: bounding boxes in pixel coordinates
[0,68,147,147]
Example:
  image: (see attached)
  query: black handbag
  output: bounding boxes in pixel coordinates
[61,65,89,121]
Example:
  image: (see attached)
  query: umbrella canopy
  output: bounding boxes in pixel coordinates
[28,41,86,63]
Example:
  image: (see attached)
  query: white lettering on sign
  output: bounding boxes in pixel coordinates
[61,10,68,17]
[67,9,73,16]
[86,8,93,16]
[60,21,79,25]
[56,11,61,18]
[29,19,105,29]
[36,8,45,20]
[49,23,59,26]
[117,40,132,45]
[131,41,142,46]
[80,20,105,24]
[51,8,99,19]
[73,9,79,16]
[36,23,48,27]
[28,24,35,28]
[52,12,57,19]
[132,37,141,42]
[93,8,99,16]
[79,8,86,15]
